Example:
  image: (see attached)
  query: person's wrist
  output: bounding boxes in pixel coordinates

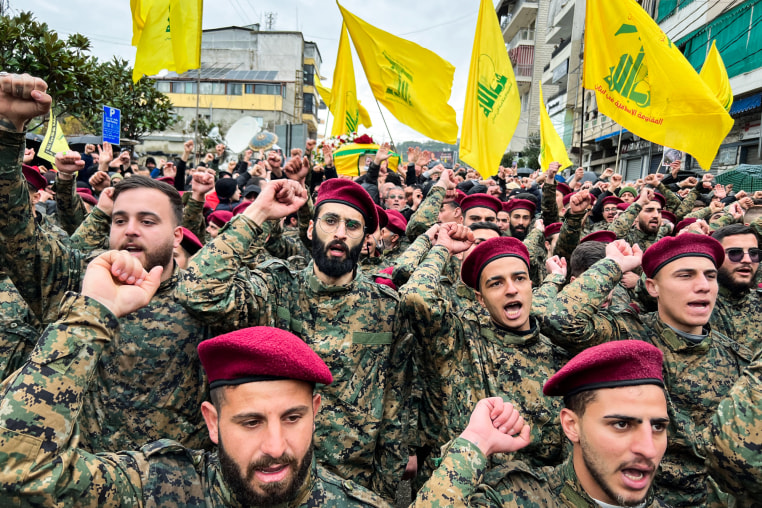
[245,204,270,227]
[57,172,74,181]
[459,429,490,456]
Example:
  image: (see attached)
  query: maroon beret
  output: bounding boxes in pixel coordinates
[617,202,630,211]
[157,176,175,186]
[461,237,531,290]
[673,217,697,236]
[315,179,378,233]
[374,266,397,291]
[580,230,617,244]
[544,222,562,240]
[76,189,98,206]
[543,340,664,397]
[375,205,389,231]
[460,193,502,214]
[180,227,203,255]
[198,326,333,389]
[642,234,724,278]
[556,182,572,196]
[454,189,467,205]
[637,191,666,209]
[661,210,676,225]
[384,209,407,236]
[22,164,48,191]
[232,201,252,216]
[503,198,536,216]
[208,210,233,227]
[601,195,624,208]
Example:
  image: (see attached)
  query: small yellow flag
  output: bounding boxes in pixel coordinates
[337,2,458,144]
[460,0,521,178]
[132,0,202,83]
[39,111,70,170]
[699,40,733,112]
[316,81,372,133]
[330,24,363,136]
[539,84,573,171]
[583,0,733,169]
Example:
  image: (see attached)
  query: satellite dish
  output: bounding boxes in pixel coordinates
[225,116,261,153]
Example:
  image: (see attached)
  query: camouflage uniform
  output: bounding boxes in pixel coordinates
[412,439,667,507]
[0,129,211,453]
[398,245,570,484]
[53,173,87,236]
[0,271,41,380]
[711,285,762,351]
[406,186,445,242]
[539,258,752,506]
[0,293,390,508]
[540,180,560,226]
[177,215,410,501]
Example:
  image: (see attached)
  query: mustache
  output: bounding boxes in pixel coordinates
[246,453,297,480]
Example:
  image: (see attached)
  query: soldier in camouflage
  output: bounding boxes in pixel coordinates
[608,188,669,250]
[0,250,390,507]
[540,235,752,506]
[178,177,410,501]
[0,73,211,452]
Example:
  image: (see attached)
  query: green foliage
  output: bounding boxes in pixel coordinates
[185,116,225,152]
[84,58,176,143]
[500,151,515,167]
[520,133,541,170]
[0,11,100,119]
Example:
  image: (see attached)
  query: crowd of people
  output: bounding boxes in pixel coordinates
[1,72,761,507]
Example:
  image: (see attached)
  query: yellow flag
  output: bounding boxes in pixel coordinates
[337,2,458,144]
[132,0,202,83]
[539,84,573,171]
[39,111,70,170]
[583,0,733,169]
[331,24,363,136]
[316,81,372,133]
[334,143,400,177]
[130,0,151,46]
[699,40,733,112]
[460,0,521,178]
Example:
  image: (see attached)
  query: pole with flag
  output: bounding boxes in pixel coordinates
[538,83,573,172]
[699,40,733,113]
[460,0,521,178]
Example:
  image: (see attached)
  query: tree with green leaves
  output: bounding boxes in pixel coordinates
[0,11,100,122]
[521,132,541,170]
[85,58,175,144]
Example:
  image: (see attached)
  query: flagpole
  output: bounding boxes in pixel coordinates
[615,127,623,173]
[194,68,200,166]
[374,98,396,152]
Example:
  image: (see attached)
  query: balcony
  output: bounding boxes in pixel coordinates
[509,44,534,93]
[507,27,536,51]
[497,0,538,44]
[546,0,575,45]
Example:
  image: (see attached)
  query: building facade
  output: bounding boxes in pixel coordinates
[144,24,321,155]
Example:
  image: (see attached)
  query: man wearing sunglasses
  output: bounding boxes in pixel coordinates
[710,224,761,350]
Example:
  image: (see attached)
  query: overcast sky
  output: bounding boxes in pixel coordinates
[17,0,499,144]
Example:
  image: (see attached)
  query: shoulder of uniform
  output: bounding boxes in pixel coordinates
[356,271,399,301]
[258,257,296,277]
[710,328,753,360]
[138,439,198,459]
[316,465,391,507]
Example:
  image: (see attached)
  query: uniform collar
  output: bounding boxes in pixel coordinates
[482,316,540,346]
[306,260,358,294]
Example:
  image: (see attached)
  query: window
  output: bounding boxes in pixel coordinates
[156,81,171,93]
[246,84,282,95]
[303,64,315,86]
[303,94,316,115]
[228,83,242,95]
[171,82,197,94]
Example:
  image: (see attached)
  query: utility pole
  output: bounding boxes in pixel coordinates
[0,0,11,16]
[264,12,277,31]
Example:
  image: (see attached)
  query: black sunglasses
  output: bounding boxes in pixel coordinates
[725,247,760,263]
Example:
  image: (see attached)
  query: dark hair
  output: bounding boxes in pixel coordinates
[468,221,501,235]
[711,224,756,244]
[112,175,183,226]
[570,241,607,278]
[442,200,461,211]
[563,390,598,416]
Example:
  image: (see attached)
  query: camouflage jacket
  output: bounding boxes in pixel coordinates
[0,271,41,380]
[0,294,390,508]
[398,246,570,471]
[540,180,559,225]
[710,285,762,351]
[539,258,753,506]
[406,186,445,242]
[413,438,667,507]
[0,129,211,453]
[53,173,87,236]
[177,215,410,500]
[608,202,668,249]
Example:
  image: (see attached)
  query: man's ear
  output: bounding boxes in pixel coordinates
[560,408,581,444]
[173,226,183,249]
[200,401,220,445]
[645,277,659,298]
[307,220,314,241]
[475,290,484,308]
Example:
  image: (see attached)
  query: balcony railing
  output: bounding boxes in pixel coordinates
[551,37,571,59]
[507,27,535,50]
[515,64,533,78]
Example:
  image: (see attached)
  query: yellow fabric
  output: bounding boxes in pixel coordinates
[460,0,521,178]
[130,0,151,46]
[699,40,733,113]
[39,111,70,171]
[539,84,573,171]
[338,2,458,144]
[330,25,362,136]
[316,81,372,134]
[333,143,400,178]
[583,0,733,169]
[132,0,202,83]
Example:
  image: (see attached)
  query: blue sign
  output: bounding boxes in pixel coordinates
[102,106,121,145]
